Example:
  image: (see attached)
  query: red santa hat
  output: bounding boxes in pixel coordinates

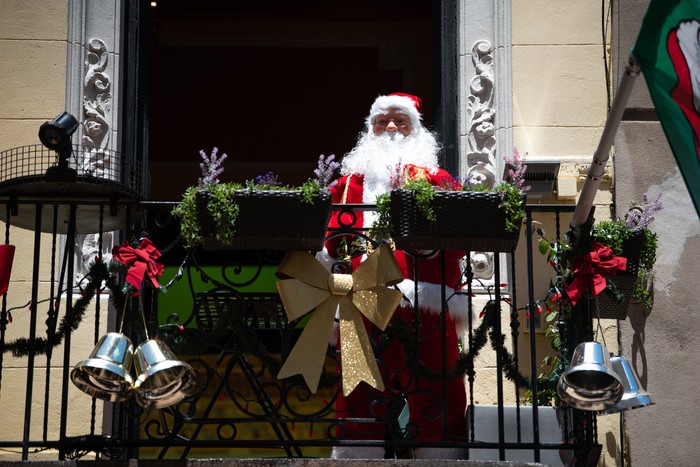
[366,92,423,132]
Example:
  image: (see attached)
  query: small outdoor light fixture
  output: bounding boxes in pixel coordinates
[38,111,79,176]
[39,111,79,152]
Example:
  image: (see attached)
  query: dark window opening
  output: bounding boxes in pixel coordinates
[146,1,437,200]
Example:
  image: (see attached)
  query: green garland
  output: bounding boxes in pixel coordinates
[160,296,560,394]
[0,260,125,358]
[374,299,560,393]
[0,253,560,396]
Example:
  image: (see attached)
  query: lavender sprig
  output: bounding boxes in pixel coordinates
[252,171,281,187]
[198,147,228,187]
[389,161,404,189]
[313,154,340,189]
[625,191,663,231]
[503,148,530,192]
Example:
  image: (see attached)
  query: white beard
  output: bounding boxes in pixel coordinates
[341,127,441,204]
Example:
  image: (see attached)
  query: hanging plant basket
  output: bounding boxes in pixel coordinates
[595,230,644,320]
[196,189,332,251]
[389,190,524,252]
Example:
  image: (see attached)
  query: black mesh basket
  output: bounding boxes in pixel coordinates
[196,189,332,251]
[389,190,524,252]
[594,230,644,320]
[0,144,145,199]
[0,144,145,233]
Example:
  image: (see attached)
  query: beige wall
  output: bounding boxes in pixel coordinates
[512,1,623,466]
[512,0,614,216]
[513,0,608,157]
[0,1,107,460]
[0,0,68,144]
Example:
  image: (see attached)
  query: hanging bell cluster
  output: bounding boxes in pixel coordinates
[71,332,196,409]
[557,341,653,414]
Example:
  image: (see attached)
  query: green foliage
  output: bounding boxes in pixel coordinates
[300,179,322,204]
[172,179,324,250]
[493,181,526,233]
[369,193,393,241]
[404,178,437,221]
[171,186,202,249]
[592,219,657,305]
[592,220,631,256]
[534,226,574,278]
[530,306,563,406]
[640,227,658,270]
[206,183,242,246]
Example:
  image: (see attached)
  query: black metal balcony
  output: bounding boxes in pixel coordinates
[0,193,598,465]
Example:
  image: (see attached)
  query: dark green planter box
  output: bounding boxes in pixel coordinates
[389,190,524,253]
[196,190,332,251]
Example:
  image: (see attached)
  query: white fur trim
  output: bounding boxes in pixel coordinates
[329,320,339,346]
[331,446,385,459]
[315,247,335,272]
[447,291,474,338]
[316,247,343,346]
[396,280,475,335]
[366,94,422,132]
[413,447,467,459]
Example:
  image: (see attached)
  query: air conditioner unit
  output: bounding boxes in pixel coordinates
[504,160,560,202]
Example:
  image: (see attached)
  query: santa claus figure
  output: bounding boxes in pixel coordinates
[321,93,469,459]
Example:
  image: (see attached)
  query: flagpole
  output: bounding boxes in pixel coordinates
[570,55,641,229]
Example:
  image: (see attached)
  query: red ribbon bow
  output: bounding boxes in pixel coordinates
[112,238,164,294]
[565,242,627,307]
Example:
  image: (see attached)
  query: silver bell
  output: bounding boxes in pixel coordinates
[599,356,653,415]
[70,332,135,402]
[133,339,197,409]
[558,377,624,411]
[557,341,624,411]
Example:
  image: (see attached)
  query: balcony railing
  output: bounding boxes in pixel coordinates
[0,197,599,465]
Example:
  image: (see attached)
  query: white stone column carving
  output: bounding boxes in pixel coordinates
[66,0,121,280]
[458,0,513,282]
[83,38,113,179]
[464,40,497,191]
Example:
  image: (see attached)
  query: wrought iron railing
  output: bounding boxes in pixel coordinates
[0,198,599,464]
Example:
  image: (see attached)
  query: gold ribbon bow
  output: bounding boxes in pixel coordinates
[275,244,404,396]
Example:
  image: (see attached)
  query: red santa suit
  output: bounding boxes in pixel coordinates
[321,165,469,450]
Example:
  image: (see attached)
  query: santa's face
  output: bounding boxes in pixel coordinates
[371,108,412,137]
[341,105,438,181]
